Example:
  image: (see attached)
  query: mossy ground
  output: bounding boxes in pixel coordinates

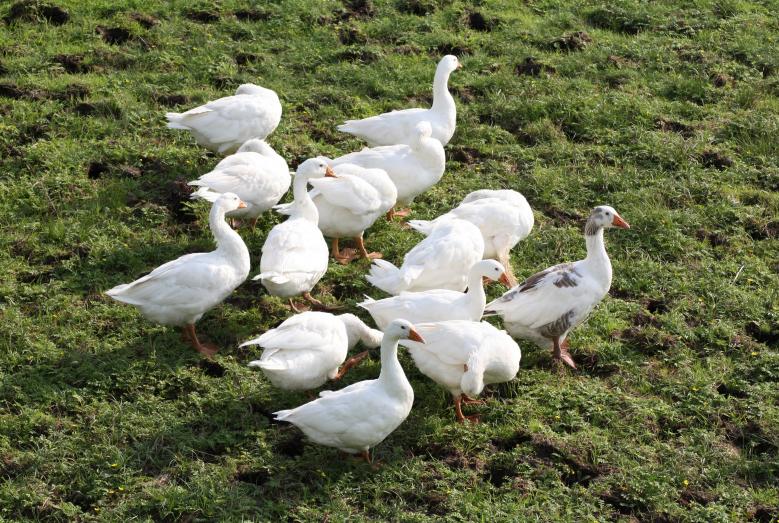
[0,0,777,521]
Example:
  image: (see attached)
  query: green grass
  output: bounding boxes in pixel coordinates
[1,0,778,520]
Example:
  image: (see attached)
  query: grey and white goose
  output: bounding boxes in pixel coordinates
[483,205,629,369]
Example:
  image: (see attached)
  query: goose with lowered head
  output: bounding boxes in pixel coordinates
[277,163,397,263]
[366,218,484,295]
[188,139,290,228]
[253,158,334,311]
[166,83,282,154]
[400,320,521,423]
[105,193,250,357]
[484,205,630,369]
[242,312,383,391]
[337,55,461,147]
[274,319,423,466]
[329,121,445,219]
[359,260,509,330]
[408,190,534,285]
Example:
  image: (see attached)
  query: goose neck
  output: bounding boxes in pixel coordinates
[431,67,454,113]
[464,271,487,320]
[210,205,250,272]
[292,175,319,222]
[584,227,612,283]
[378,336,409,390]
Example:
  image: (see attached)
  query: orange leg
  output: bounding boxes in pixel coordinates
[331,238,358,264]
[303,292,341,312]
[183,324,218,358]
[355,234,382,261]
[454,395,480,423]
[333,350,369,380]
[552,337,576,369]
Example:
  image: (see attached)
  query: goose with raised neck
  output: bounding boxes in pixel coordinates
[105,193,250,357]
[253,158,334,310]
[336,55,461,147]
[274,320,423,465]
[484,205,630,369]
[359,259,509,330]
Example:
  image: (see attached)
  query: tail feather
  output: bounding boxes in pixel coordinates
[248,359,286,371]
[460,352,486,398]
[166,112,190,130]
[273,202,295,216]
[189,186,221,202]
[254,272,290,284]
[366,259,402,295]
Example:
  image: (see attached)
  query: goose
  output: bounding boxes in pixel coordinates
[329,121,445,218]
[484,205,630,369]
[407,191,534,285]
[366,219,484,295]
[461,189,528,207]
[242,312,383,391]
[276,164,397,263]
[359,260,509,330]
[105,193,250,357]
[400,320,521,423]
[166,84,282,154]
[337,55,461,147]
[274,319,423,465]
[188,139,290,228]
[253,158,334,310]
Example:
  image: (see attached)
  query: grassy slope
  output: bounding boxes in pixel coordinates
[0,0,777,520]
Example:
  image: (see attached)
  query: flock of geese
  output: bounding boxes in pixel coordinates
[105,55,630,465]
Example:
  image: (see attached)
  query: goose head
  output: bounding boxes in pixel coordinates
[295,157,336,181]
[215,192,247,212]
[439,55,462,73]
[473,259,511,286]
[235,83,272,96]
[584,205,630,235]
[385,319,425,344]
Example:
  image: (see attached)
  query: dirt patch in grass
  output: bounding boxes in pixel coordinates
[716,382,747,399]
[338,25,367,46]
[467,11,498,32]
[185,8,220,23]
[712,73,729,88]
[491,430,533,451]
[53,54,91,74]
[515,57,555,76]
[234,8,271,22]
[87,162,109,179]
[541,205,583,226]
[548,31,592,52]
[342,0,376,20]
[129,12,159,28]
[450,146,483,164]
[695,228,729,246]
[235,466,270,485]
[235,52,260,66]
[397,0,437,16]
[698,150,733,170]
[656,117,695,138]
[276,432,305,458]
[744,218,779,241]
[745,321,779,345]
[435,43,472,56]
[96,26,134,45]
[198,359,226,378]
[152,92,190,106]
[5,1,69,25]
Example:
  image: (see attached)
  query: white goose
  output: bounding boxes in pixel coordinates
[253,158,333,310]
[484,206,630,369]
[400,320,521,423]
[329,121,445,218]
[277,164,397,263]
[242,312,383,391]
[105,193,250,357]
[274,319,423,465]
[337,55,461,146]
[188,139,290,228]
[166,84,282,154]
[366,219,484,295]
[359,260,509,330]
[408,190,534,285]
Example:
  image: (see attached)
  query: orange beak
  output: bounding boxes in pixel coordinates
[325,166,337,178]
[612,214,630,229]
[238,200,247,209]
[456,62,463,69]
[499,272,511,286]
[408,329,425,343]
